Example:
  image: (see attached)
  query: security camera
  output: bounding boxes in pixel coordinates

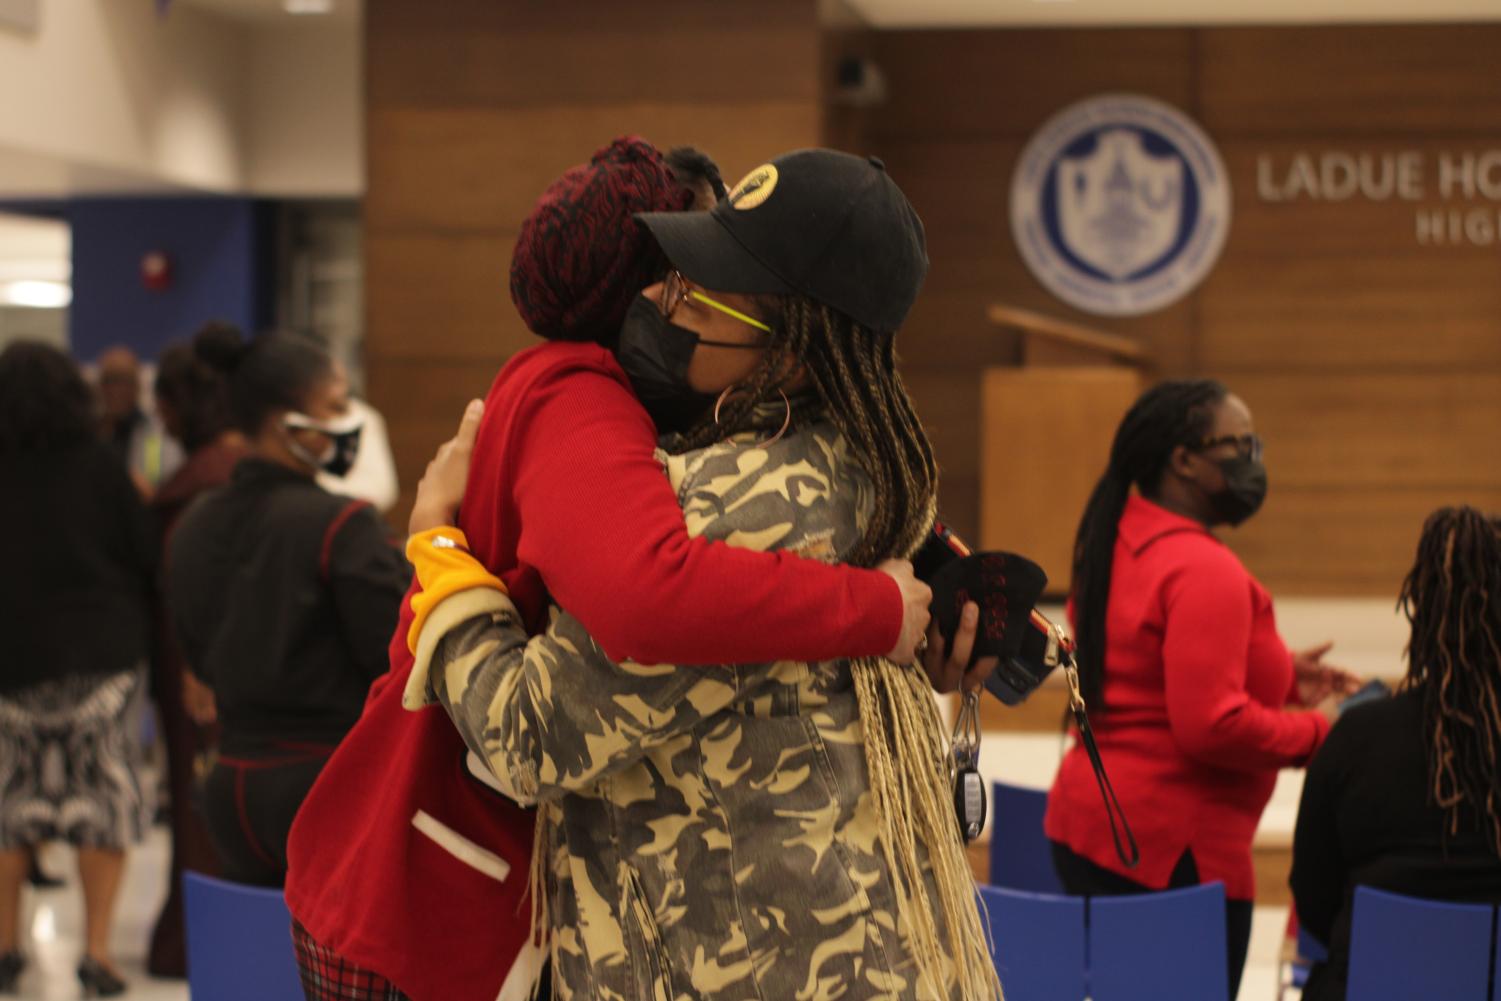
[833,56,887,108]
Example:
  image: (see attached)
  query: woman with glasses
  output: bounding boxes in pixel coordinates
[1044,379,1362,1000]
[283,140,941,1001]
[402,148,1003,1000]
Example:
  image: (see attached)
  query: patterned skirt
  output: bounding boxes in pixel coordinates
[0,669,149,850]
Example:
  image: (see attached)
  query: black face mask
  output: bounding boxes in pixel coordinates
[283,411,364,479]
[1209,455,1268,526]
[616,293,719,435]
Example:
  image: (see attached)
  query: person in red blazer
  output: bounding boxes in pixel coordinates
[1044,378,1361,1000]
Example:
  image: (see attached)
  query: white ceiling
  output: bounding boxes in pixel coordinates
[174,0,361,25]
[845,0,1501,26]
[174,0,1501,29]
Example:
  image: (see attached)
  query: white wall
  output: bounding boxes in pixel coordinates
[245,20,362,196]
[0,0,363,198]
[0,0,248,193]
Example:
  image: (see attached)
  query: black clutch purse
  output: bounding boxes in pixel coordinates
[913,521,1140,866]
[913,522,1059,706]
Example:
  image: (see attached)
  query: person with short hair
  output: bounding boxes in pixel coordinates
[166,330,408,886]
[1291,506,1501,1001]
[96,345,182,495]
[1045,379,1362,999]
[0,342,156,998]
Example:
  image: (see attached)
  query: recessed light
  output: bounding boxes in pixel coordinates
[284,0,333,14]
[0,280,71,309]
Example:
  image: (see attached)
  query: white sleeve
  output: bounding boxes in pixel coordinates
[318,398,400,511]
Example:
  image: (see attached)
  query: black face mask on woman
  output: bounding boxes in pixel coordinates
[1209,455,1268,526]
[615,293,719,435]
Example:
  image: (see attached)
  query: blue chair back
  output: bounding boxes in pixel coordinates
[989,781,1065,894]
[978,885,1086,1001]
[1287,923,1328,991]
[1494,908,1501,1001]
[1296,923,1328,964]
[1089,883,1228,1001]
[1346,886,1493,1001]
[184,872,304,1001]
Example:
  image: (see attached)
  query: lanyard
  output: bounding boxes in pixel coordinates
[1050,622,1141,870]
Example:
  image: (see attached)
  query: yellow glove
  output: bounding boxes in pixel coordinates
[405,527,507,655]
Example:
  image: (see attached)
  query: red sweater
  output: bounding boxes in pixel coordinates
[1044,494,1330,901]
[285,341,901,1001]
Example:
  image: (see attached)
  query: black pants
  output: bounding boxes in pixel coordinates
[1050,841,1253,1001]
[201,751,331,887]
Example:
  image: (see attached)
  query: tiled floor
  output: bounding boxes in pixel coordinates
[10,833,186,1001]
[13,822,1298,1001]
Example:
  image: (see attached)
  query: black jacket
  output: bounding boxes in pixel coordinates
[167,458,409,754]
[0,440,156,695]
[1291,688,1501,1001]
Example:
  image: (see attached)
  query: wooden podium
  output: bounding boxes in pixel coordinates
[979,305,1147,598]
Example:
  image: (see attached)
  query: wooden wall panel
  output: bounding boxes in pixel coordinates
[1232,487,1501,596]
[365,0,821,525]
[1230,372,1501,490]
[850,29,1196,142]
[367,104,821,235]
[367,1,818,109]
[1198,256,1501,372]
[837,23,1501,594]
[979,368,1143,590]
[1198,25,1501,137]
[364,234,530,363]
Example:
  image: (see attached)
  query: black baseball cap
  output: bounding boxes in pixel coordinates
[635,148,928,333]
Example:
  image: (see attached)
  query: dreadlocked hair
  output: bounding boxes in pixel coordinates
[1399,505,1501,857]
[681,296,1000,999]
[678,296,938,564]
[1071,378,1227,710]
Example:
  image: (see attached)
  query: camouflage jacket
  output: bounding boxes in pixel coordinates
[406,422,961,1000]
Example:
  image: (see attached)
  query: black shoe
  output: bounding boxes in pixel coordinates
[0,951,24,994]
[26,856,65,889]
[76,957,126,998]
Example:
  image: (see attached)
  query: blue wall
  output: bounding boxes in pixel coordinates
[65,197,275,362]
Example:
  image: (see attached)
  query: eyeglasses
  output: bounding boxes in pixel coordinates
[661,269,771,347]
[1194,433,1264,462]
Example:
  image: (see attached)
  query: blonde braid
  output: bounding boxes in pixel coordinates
[854,658,1002,998]
[682,293,998,998]
[526,804,554,999]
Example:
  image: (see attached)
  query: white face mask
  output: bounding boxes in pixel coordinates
[282,409,364,477]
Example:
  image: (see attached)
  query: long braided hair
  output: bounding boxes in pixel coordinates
[1398,506,1501,855]
[1071,379,1227,709]
[680,295,1001,999]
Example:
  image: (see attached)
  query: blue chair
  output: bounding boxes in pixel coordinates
[1089,883,1228,1001]
[978,885,1086,1001]
[1282,923,1328,999]
[989,781,1066,894]
[184,872,304,1001]
[1346,886,1493,1001]
[1494,909,1501,1001]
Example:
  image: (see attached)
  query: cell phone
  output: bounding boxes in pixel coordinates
[1339,679,1392,714]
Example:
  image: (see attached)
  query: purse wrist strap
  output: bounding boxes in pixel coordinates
[1062,648,1141,870]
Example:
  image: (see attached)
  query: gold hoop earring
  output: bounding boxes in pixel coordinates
[714,386,791,449]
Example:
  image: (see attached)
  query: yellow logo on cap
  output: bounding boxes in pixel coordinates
[728,164,779,210]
